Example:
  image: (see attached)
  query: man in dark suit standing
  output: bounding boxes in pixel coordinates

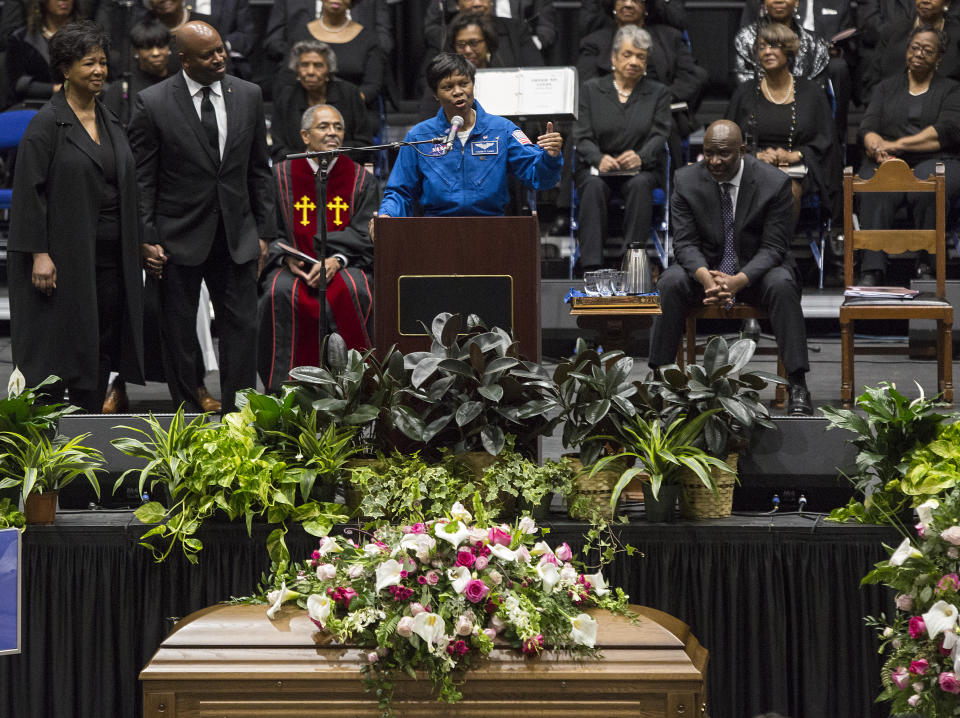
[649,120,813,415]
[129,20,275,413]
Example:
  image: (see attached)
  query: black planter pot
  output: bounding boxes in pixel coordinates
[644,483,681,523]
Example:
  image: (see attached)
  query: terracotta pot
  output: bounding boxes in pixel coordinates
[24,491,58,525]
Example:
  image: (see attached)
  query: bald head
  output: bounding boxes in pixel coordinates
[178,21,226,85]
[703,120,746,182]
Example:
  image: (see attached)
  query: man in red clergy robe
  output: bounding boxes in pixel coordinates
[258,104,378,393]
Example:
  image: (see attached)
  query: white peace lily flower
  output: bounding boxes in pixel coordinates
[570,613,598,648]
[917,499,940,527]
[412,612,446,647]
[6,367,25,397]
[400,532,437,561]
[447,565,471,594]
[530,540,552,556]
[450,502,473,523]
[375,559,404,593]
[488,543,517,562]
[537,561,561,593]
[518,516,537,534]
[924,600,960,640]
[889,538,922,567]
[317,536,343,557]
[306,593,332,628]
[586,571,610,596]
[266,582,299,619]
[435,520,470,548]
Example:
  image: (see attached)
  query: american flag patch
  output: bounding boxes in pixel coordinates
[512,129,531,145]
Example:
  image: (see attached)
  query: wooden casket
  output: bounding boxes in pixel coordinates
[140,603,708,717]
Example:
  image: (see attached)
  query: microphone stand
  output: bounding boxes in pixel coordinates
[285,137,445,358]
[113,0,135,125]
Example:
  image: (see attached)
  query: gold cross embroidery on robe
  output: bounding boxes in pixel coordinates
[294,195,316,226]
[327,196,349,227]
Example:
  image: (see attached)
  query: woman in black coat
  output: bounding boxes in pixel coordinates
[9,21,144,411]
[573,25,672,273]
[857,25,960,284]
[725,22,836,226]
[5,0,78,106]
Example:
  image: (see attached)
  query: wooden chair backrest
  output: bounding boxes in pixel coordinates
[842,158,946,297]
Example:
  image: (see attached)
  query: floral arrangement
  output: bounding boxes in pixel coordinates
[253,499,631,715]
[864,486,960,715]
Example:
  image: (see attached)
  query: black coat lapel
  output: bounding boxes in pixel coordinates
[734,159,756,240]
[51,94,102,170]
[221,76,237,161]
[172,74,219,167]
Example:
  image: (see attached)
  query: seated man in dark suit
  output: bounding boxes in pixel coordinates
[648,119,813,415]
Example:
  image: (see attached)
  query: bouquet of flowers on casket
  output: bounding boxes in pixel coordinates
[864,487,960,716]
[254,499,631,714]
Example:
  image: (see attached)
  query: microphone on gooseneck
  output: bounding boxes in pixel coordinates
[443,115,464,154]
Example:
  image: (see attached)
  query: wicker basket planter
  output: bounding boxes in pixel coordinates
[679,453,738,520]
[565,456,628,521]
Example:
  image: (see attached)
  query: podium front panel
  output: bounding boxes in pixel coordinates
[374,216,541,360]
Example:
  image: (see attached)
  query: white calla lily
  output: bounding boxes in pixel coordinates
[306,593,332,628]
[447,565,471,594]
[412,611,446,647]
[925,600,960,640]
[266,582,299,619]
[400,532,437,561]
[917,499,940,527]
[317,536,343,557]
[889,538,922,567]
[530,540,552,556]
[375,559,404,593]
[435,520,471,548]
[7,367,25,397]
[570,613,598,648]
[488,543,517,562]
[585,571,610,596]
[537,561,560,593]
[450,502,473,523]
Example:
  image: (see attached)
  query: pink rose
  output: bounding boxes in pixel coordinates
[892,666,910,690]
[488,569,503,585]
[396,616,414,637]
[464,579,490,603]
[914,682,924,693]
[425,570,440,585]
[909,616,927,639]
[939,574,960,592]
[941,671,960,694]
[410,523,427,534]
[943,526,960,545]
[410,602,426,616]
[908,694,921,708]
[910,659,930,675]
[895,594,914,611]
[474,555,489,571]
[456,550,476,568]
[455,614,474,636]
[489,527,512,546]
[521,634,544,654]
[538,553,558,566]
[348,564,364,579]
[367,651,379,664]
[490,615,506,632]
[555,542,573,562]
[315,563,337,581]
[483,628,497,640]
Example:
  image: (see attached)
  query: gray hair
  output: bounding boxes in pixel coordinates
[287,39,338,74]
[611,25,652,55]
[300,104,345,132]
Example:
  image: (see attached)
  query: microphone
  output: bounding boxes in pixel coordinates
[443,115,464,154]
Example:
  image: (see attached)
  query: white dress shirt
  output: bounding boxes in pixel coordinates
[183,71,227,159]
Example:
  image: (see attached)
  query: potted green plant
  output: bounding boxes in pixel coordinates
[0,498,24,529]
[823,381,948,526]
[395,313,559,459]
[479,442,576,519]
[0,429,104,524]
[645,335,785,518]
[592,411,733,522]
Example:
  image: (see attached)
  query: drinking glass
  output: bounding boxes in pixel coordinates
[611,270,627,295]
[597,269,615,296]
[582,271,601,296]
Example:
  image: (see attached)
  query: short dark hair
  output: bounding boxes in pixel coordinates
[444,12,499,56]
[49,20,110,82]
[910,24,947,61]
[129,20,171,50]
[426,52,476,92]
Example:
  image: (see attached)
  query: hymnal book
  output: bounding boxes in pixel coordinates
[474,66,578,119]
[277,241,320,265]
[844,285,919,299]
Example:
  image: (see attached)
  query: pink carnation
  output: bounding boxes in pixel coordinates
[909,616,927,639]
[464,579,490,603]
[425,570,440,585]
[474,555,489,571]
[941,672,960,694]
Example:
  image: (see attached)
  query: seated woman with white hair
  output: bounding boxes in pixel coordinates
[573,24,672,274]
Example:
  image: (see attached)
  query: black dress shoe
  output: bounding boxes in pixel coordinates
[857,270,883,287]
[740,318,761,343]
[788,384,814,416]
[916,262,934,281]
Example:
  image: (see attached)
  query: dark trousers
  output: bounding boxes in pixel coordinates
[858,158,960,272]
[649,263,810,376]
[158,223,258,413]
[576,170,659,269]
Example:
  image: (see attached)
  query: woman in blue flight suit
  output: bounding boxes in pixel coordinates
[377,52,564,218]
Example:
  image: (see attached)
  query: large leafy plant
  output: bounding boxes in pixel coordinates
[648,336,785,456]
[395,313,558,457]
[0,429,103,500]
[824,382,949,524]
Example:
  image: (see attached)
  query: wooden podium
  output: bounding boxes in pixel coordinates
[373,216,541,360]
[140,603,708,717]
